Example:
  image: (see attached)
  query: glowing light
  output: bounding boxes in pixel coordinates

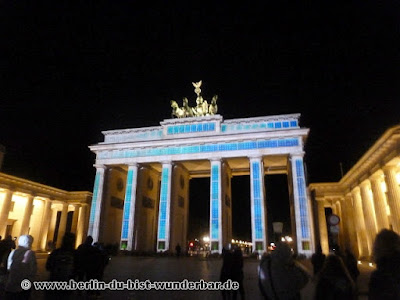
[231,239,235,243]
[381,181,387,193]
[33,199,43,206]
[396,173,400,185]
[369,262,373,267]
[281,237,285,242]
[203,236,210,242]
[358,260,362,265]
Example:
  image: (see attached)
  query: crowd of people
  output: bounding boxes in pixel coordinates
[0,233,109,300]
[1,229,400,299]
[258,229,400,300]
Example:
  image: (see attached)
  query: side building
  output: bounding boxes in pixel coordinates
[309,125,400,259]
[0,171,92,250]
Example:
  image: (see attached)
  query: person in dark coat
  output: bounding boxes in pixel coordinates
[0,236,16,268]
[93,242,109,281]
[5,235,37,300]
[315,254,356,300]
[311,245,326,276]
[258,242,309,300]
[368,229,400,300]
[220,245,234,300]
[343,249,359,283]
[231,247,245,300]
[75,235,96,282]
[45,232,76,300]
[175,243,181,257]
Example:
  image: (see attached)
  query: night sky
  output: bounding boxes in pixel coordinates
[1,2,400,240]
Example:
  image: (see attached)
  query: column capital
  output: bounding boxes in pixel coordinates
[370,171,384,181]
[351,186,361,195]
[210,157,222,162]
[0,187,15,194]
[248,156,262,162]
[382,164,398,172]
[160,160,172,166]
[93,164,106,170]
[127,163,138,168]
[289,152,305,159]
[360,179,371,188]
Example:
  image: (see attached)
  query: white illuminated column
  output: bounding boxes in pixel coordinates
[290,154,313,255]
[249,157,267,253]
[316,198,329,254]
[70,204,81,234]
[76,204,88,247]
[341,195,357,256]
[0,189,13,237]
[360,180,378,253]
[210,159,223,253]
[383,166,400,234]
[38,199,52,250]
[351,187,369,257]
[120,163,138,251]
[56,203,69,248]
[370,174,390,231]
[88,165,106,242]
[20,195,35,236]
[157,162,172,252]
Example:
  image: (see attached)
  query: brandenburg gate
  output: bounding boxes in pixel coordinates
[88,81,315,255]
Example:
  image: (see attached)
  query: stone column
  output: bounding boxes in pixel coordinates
[335,201,345,252]
[343,194,359,257]
[19,195,35,236]
[38,199,52,250]
[370,173,390,231]
[76,205,88,247]
[88,165,106,242]
[360,180,378,255]
[56,203,68,248]
[351,187,369,257]
[210,159,223,253]
[120,163,138,251]
[70,204,80,234]
[0,189,14,237]
[157,162,172,252]
[290,154,313,255]
[316,198,329,254]
[47,206,58,247]
[383,166,400,233]
[249,157,267,253]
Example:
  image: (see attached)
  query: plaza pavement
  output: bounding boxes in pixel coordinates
[27,253,373,299]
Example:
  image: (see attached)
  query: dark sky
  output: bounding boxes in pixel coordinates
[1,2,400,239]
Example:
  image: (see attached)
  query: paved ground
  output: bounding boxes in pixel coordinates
[9,253,374,299]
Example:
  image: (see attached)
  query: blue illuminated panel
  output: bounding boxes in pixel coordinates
[295,159,310,239]
[222,120,299,132]
[98,138,300,160]
[158,167,170,240]
[251,162,263,239]
[89,171,101,226]
[167,122,216,135]
[121,169,134,239]
[210,164,220,240]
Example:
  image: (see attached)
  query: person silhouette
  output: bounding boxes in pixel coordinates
[369,229,400,300]
[311,244,326,275]
[175,243,181,257]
